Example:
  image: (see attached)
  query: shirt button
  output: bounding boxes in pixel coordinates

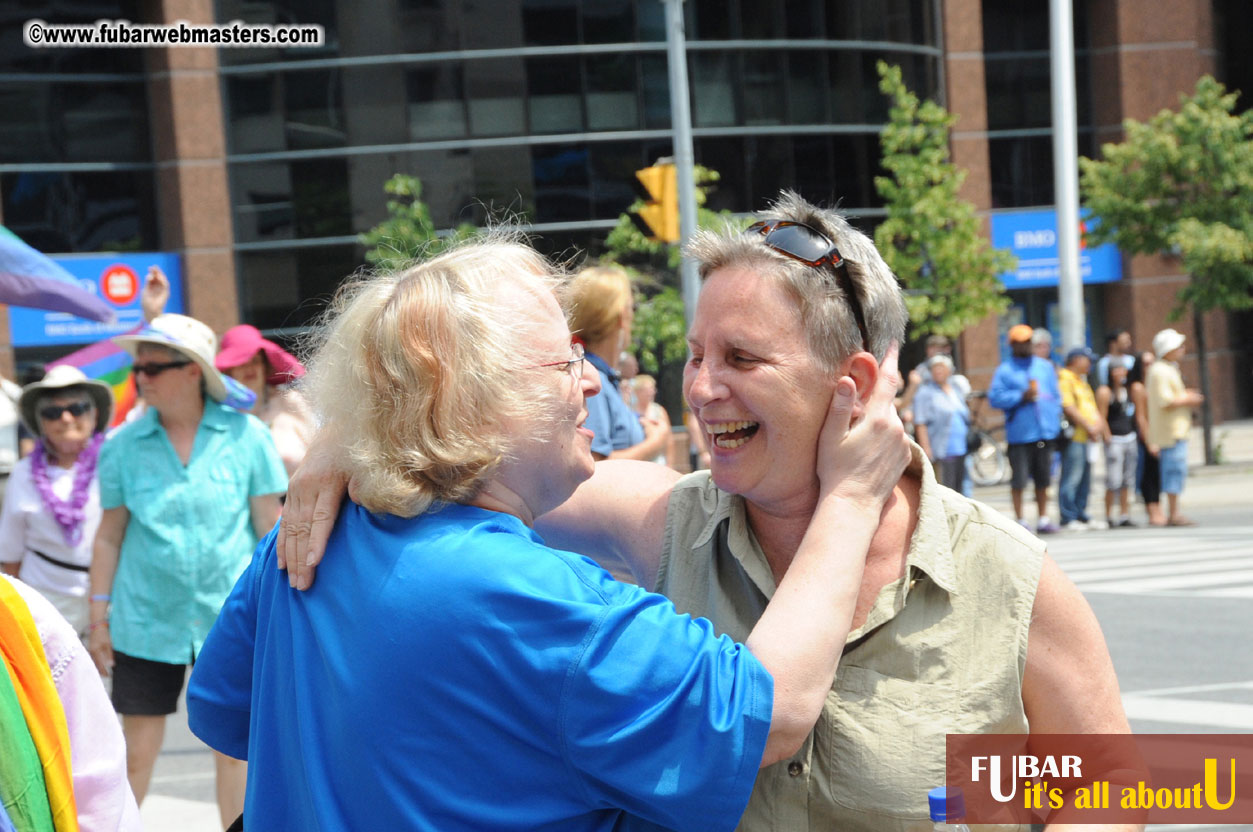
[787,761,803,777]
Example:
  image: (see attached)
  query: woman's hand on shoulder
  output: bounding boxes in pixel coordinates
[277,434,349,590]
[816,343,911,513]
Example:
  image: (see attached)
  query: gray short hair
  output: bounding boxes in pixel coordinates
[685,191,907,371]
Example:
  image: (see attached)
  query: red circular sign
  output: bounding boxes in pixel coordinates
[100,264,139,306]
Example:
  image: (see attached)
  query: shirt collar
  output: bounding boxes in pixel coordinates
[132,399,230,436]
[697,440,960,603]
[584,351,621,389]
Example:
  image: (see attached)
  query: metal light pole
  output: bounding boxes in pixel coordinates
[1050,0,1084,350]
[661,0,700,327]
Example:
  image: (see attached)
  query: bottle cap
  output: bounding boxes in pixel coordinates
[928,786,966,823]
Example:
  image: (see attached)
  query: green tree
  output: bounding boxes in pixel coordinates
[873,61,1013,339]
[1079,74,1253,462]
[359,174,476,270]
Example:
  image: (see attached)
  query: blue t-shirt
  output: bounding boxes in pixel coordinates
[988,356,1063,444]
[584,351,645,457]
[188,502,772,832]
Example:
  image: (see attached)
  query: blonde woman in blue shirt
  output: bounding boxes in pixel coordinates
[87,314,287,828]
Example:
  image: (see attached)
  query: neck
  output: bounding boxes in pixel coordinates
[744,473,918,586]
[586,339,621,372]
[46,443,85,468]
[155,397,206,431]
[469,481,536,527]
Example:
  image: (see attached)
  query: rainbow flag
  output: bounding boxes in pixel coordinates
[47,332,137,429]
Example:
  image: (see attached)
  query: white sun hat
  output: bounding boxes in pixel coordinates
[113,314,229,402]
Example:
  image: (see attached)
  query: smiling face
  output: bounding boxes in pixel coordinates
[683,266,837,511]
[490,283,602,521]
[38,391,96,461]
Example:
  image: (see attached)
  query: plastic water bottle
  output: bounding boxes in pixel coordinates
[928,786,971,831]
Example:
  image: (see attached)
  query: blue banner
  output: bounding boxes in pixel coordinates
[7,253,185,348]
[990,209,1123,289]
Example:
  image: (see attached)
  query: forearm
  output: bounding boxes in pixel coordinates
[746,493,879,766]
[89,539,121,625]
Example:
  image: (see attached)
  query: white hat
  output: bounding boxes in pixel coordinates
[19,365,114,436]
[113,314,229,402]
[1152,328,1186,359]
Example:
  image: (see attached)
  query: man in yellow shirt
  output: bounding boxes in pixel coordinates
[1146,328,1204,526]
[1058,347,1107,531]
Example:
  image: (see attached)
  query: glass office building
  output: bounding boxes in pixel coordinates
[1,0,1248,417]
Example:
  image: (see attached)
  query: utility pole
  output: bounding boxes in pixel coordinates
[1050,0,1084,350]
[661,0,700,328]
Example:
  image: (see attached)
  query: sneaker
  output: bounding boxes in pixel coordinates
[1087,519,1109,530]
[1118,518,1138,528]
[1017,518,1032,532]
[1036,520,1060,535]
[1062,520,1089,532]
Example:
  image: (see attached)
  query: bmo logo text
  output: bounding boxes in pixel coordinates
[100,264,140,306]
[1014,229,1056,249]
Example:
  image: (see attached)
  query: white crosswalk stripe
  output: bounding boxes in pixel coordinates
[1043,523,1253,597]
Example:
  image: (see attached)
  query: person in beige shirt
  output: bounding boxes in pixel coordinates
[280,193,1135,832]
[1146,328,1204,526]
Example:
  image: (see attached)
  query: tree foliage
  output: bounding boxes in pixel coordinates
[1079,75,1253,318]
[359,174,476,270]
[873,61,1013,338]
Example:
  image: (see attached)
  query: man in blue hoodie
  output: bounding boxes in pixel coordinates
[989,324,1063,534]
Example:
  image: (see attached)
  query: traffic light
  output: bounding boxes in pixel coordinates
[632,163,679,243]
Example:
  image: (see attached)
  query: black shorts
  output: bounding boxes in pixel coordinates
[1008,439,1054,491]
[112,650,190,716]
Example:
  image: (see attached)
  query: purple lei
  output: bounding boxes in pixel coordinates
[31,432,105,547]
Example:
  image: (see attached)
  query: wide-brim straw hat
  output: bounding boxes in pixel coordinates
[19,365,114,436]
[113,314,229,402]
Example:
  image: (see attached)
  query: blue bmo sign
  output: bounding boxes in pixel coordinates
[990,209,1123,289]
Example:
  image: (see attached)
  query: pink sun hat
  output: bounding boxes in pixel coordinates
[215,324,305,387]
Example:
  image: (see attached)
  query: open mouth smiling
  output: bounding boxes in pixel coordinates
[707,420,760,449]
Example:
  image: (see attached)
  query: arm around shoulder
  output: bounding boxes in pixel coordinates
[535,459,678,589]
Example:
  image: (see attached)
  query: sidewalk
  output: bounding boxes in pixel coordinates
[971,419,1253,520]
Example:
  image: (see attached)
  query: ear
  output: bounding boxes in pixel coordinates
[842,351,880,405]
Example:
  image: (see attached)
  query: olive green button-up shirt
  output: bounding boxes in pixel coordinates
[656,447,1043,832]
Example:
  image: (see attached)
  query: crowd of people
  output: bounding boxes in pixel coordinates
[0,189,1207,831]
[989,324,1204,533]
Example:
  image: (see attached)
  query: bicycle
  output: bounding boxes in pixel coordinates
[965,391,1009,487]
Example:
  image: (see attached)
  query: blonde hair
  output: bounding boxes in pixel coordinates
[302,231,567,517]
[686,191,907,371]
[567,266,632,346]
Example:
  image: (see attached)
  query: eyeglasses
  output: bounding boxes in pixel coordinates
[747,219,871,352]
[39,401,94,421]
[534,342,586,378]
[132,359,192,378]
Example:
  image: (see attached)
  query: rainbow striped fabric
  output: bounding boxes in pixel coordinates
[46,333,137,429]
[0,579,79,832]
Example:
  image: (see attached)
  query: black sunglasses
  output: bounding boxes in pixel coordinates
[747,220,871,352]
[132,359,192,377]
[39,401,94,421]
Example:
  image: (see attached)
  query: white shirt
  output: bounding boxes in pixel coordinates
[0,378,21,474]
[0,455,101,597]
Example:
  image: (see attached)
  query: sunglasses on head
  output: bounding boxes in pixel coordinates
[39,401,94,421]
[132,359,192,378]
[746,219,871,352]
